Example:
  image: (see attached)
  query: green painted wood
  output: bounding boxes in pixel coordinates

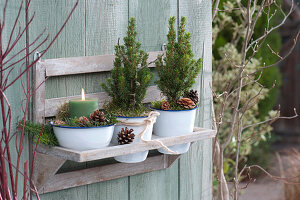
[0,0,29,197]
[2,0,214,199]
[29,0,88,199]
[84,1,129,200]
[178,0,213,199]
[128,1,179,200]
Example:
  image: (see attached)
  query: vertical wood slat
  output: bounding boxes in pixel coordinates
[128,1,179,200]
[84,0,130,200]
[178,0,213,199]
[30,1,88,199]
[33,61,46,123]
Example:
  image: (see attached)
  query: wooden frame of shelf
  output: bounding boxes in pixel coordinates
[32,52,216,194]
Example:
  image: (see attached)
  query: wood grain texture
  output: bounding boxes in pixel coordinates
[33,152,66,192]
[128,1,179,200]
[0,0,30,197]
[84,1,130,199]
[44,85,162,117]
[40,154,180,194]
[36,128,216,162]
[29,1,88,199]
[44,52,161,77]
[27,0,213,199]
[178,0,213,199]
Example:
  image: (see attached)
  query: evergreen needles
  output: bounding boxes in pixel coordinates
[155,16,202,107]
[102,18,153,115]
[20,121,58,146]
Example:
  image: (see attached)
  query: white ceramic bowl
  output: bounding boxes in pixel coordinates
[51,122,115,151]
[112,116,153,163]
[151,107,197,154]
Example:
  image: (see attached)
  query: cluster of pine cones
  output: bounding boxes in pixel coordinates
[77,110,107,127]
[160,89,199,110]
[54,110,107,127]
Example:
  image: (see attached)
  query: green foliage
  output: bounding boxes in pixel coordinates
[102,18,153,116]
[20,121,58,146]
[155,16,202,107]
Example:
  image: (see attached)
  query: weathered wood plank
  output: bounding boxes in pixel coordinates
[84,1,130,199]
[33,152,66,193]
[1,0,30,197]
[33,61,46,123]
[41,154,170,194]
[37,127,216,162]
[178,0,213,199]
[44,85,162,117]
[29,0,88,199]
[128,1,179,200]
[43,52,162,77]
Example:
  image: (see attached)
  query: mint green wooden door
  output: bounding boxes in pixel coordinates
[5,0,212,199]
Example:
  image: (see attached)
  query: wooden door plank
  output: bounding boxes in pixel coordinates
[178,0,213,199]
[0,0,30,196]
[44,85,162,117]
[84,1,130,199]
[29,0,88,199]
[128,1,179,200]
[43,52,161,77]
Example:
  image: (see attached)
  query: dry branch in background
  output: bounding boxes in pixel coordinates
[212,0,299,199]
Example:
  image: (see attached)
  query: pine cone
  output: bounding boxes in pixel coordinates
[185,89,199,104]
[78,116,90,127]
[89,110,106,125]
[161,101,170,110]
[54,119,65,125]
[117,127,135,145]
[177,98,196,109]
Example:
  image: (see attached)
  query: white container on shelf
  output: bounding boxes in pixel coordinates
[51,122,115,151]
[151,107,197,154]
[111,116,154,163]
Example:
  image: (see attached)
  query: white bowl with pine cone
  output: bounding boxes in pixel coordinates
[151,97,198,154]
[50,122,115,151]
[111,116,154,163]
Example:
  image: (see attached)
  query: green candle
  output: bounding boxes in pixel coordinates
[69,89,98,118]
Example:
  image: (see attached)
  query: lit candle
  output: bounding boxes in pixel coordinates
[69,88,98,118]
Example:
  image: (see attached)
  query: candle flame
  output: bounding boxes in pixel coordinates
[82,88,85,101]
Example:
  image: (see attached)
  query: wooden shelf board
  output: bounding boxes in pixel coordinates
[37,127,216,162]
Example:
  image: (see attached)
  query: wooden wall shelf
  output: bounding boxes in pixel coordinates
[32,52,216,194]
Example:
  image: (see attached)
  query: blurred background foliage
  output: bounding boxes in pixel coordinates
[213,0,282,179]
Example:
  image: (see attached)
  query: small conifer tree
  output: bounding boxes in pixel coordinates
[102,18,153,115]
[155,16,202,107]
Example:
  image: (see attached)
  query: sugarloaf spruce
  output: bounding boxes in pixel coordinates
[152,16,201,155]
[155,16,202,108]
[102,18,153,116]
[102,18,157,163]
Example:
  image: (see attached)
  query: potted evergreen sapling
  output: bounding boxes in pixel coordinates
[152,16,202,154]
[102,18,159,163]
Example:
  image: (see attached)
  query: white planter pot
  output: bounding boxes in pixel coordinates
[51,122,115,151]
[152,107,197,154]
[112,116,153,163]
